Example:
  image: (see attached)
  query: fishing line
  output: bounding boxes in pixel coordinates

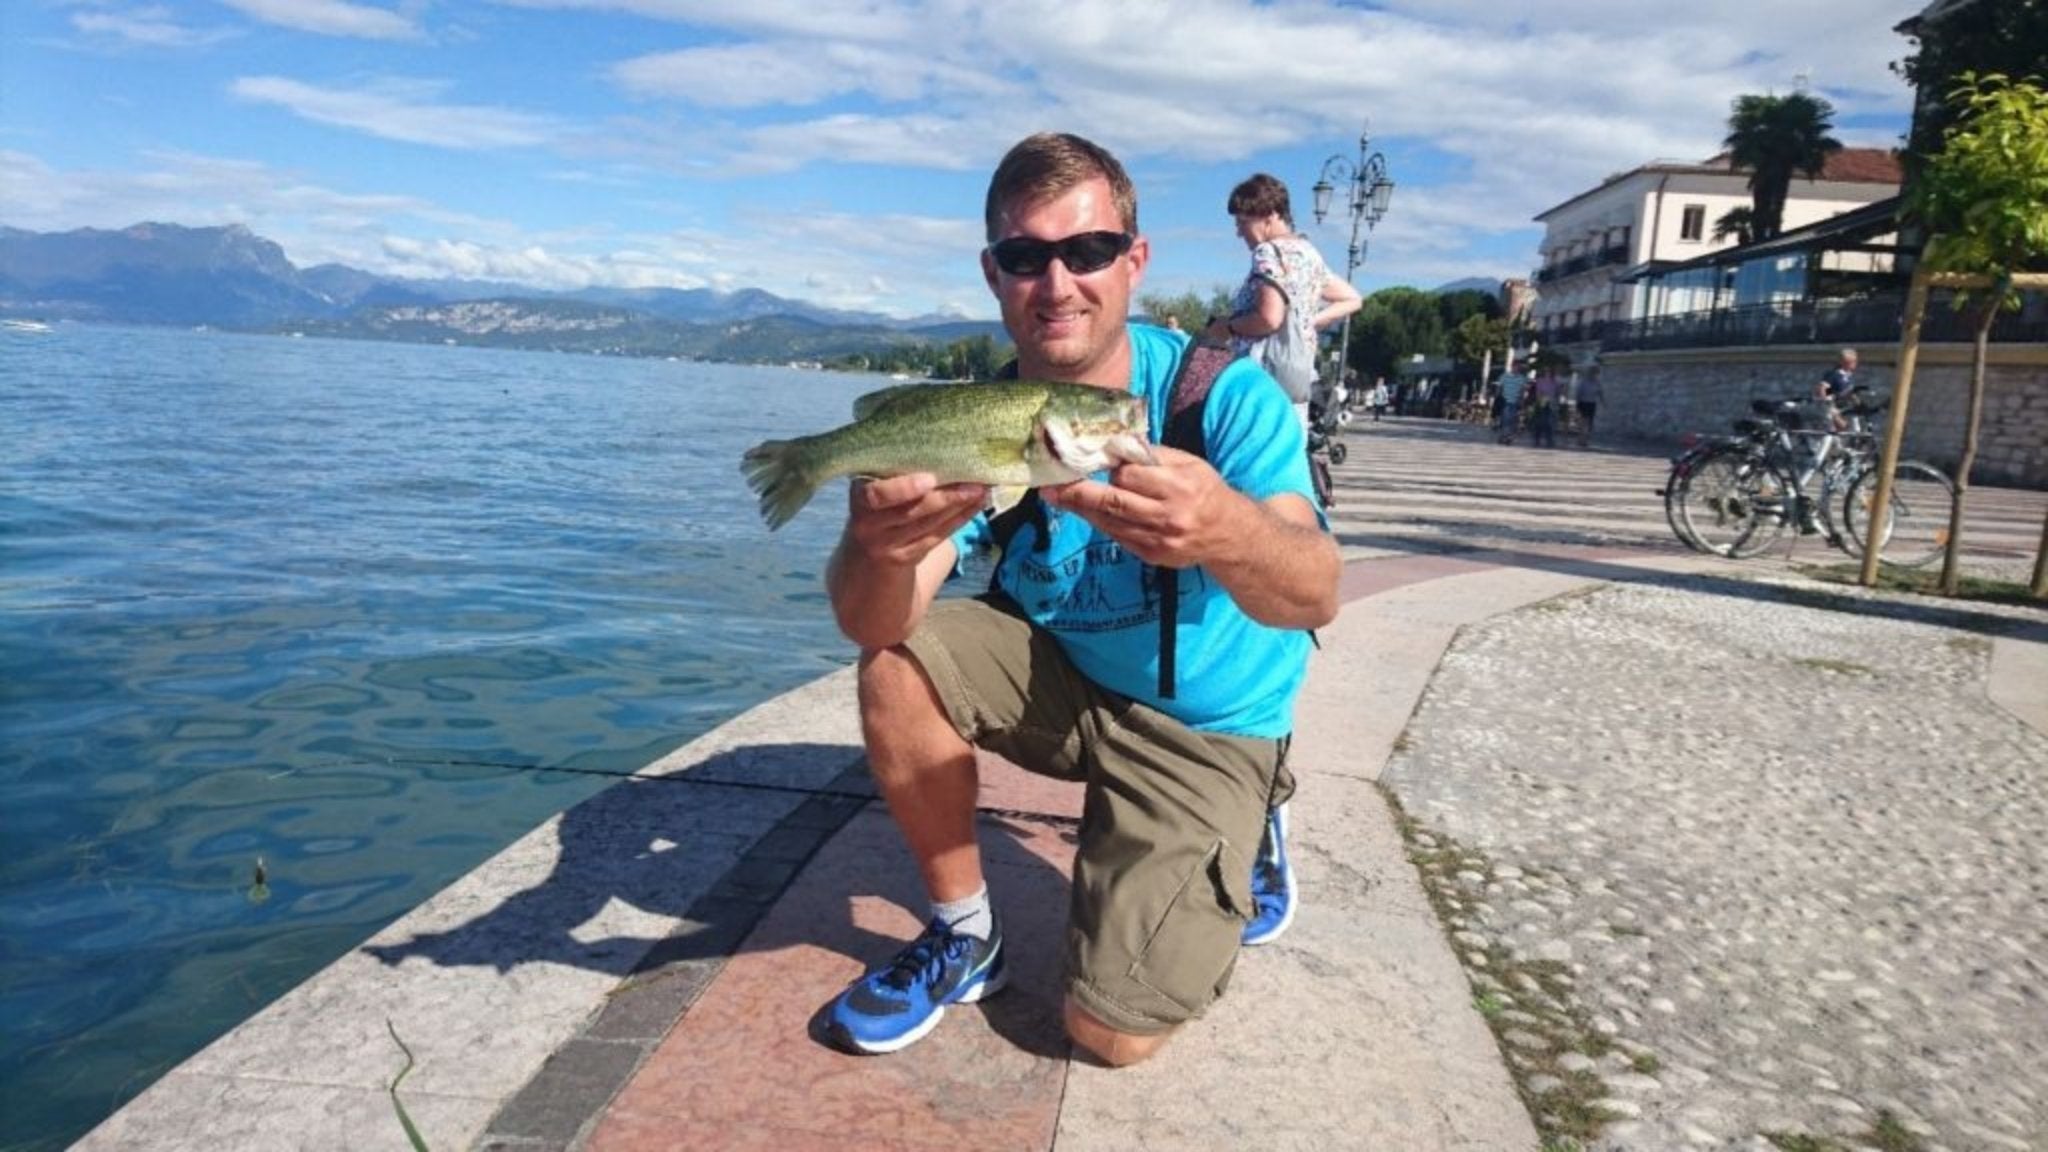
[282,753,1081,828]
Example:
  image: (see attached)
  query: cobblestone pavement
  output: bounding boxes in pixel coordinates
[1349,419,2048,1151]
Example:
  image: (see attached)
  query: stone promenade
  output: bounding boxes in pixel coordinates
[77,417,2046,1152]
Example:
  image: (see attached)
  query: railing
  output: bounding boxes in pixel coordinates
[1537,321,1615,347]
[1601,293,2048,352]
[1534,245,1633,287]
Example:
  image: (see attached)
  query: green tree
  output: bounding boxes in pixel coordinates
[1723,92,1844,240]
[1892,0,2048,182]
[1906,72,2048,595]
[1448,314,1512,374]
[1138,288,1234,335]
[1434,288,1503,331]
[1712,206,1756,245]
[1347,287,1448,383]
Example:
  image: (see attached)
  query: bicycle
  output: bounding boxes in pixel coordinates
[1664,394,1954,567]
[1306,399,1344,508]
[1671,398,1850,557]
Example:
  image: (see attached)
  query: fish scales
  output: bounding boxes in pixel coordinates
[740,380,1153,529]
[809,382,1060,484]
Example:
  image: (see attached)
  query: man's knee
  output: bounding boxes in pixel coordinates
[855,645,972,785]
[1063,998,1173,1067]
[857,645,941,727]
[857,642,914,695]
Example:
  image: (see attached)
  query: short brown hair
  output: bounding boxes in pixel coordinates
[984,132,1138,241]
[1227,173,1292,227]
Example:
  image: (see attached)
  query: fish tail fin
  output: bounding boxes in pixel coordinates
[739,438,819,530]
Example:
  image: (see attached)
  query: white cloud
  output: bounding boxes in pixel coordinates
[567,0,1914,228]
[611,40,1007,108]
[12,0,1927,317]
[230,76,562,149]
[0,147,474,257]
[0,145,979,308]
[733,114,998,174]
[487,0,923,42]
[217,0,420,40]
[69,5,238,48]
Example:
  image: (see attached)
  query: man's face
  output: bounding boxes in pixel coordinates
[982,176,1147,387]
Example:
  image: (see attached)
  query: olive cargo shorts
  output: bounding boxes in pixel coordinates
[902,595,1295,1035]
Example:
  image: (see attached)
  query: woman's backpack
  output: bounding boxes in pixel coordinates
[1249,241,1319,403]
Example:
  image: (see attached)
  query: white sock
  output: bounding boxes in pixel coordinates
[931,886,993,941]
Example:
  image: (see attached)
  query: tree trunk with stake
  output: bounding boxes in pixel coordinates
[2032,508,2048,600]
[1936,295,1995,595]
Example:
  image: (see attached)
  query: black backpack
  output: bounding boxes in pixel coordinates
[984,342,1237,700]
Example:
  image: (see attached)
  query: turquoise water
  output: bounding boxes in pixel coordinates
[0,326,864,1151]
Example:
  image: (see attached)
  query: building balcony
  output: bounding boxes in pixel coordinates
[1601,292,2048,353]
[1533,244,1633,287]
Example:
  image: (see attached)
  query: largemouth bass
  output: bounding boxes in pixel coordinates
[740,380,1155,529]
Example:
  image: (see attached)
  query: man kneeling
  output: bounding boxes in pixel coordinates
[819,132,1340,1064]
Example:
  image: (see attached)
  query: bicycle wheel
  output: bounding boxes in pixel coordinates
[1662,452,1707,551]
[1677,445,1790,558]
[1308,450,1335,509]
[1841,460,1955,569]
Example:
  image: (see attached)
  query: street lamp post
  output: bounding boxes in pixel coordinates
[1311,126,1394,394]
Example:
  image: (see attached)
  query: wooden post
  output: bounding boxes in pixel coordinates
[1860,267,1934,586]
[2033,507,2048,599]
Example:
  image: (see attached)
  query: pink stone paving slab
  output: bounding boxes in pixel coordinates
[587,759,1081,1152]
[1336,543,1667,604]
[1337,550,1497,602]
[973,749,1084,821]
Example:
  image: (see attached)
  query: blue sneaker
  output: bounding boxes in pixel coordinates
[825,914,1007,1054]
[1242,804,1296,946]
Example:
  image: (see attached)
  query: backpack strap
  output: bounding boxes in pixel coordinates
[1154,341,1233,699]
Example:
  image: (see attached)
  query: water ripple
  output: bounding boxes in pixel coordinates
[0,327,864,1150]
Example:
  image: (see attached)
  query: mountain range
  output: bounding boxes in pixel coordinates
[1,223,1509,363]
[0,222,1000,362]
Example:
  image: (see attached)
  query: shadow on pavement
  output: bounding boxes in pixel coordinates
[360,743,1076,1062]
[1340,533,2048,641]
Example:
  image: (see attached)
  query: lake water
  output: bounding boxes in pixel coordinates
[0,325,871,1151]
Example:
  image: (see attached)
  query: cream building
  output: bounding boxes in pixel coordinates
[1528,149,1901,363]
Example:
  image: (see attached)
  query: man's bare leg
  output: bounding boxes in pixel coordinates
[858,645,984,903]
[1064,998,1174,1067]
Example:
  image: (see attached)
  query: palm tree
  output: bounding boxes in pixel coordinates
[1723,92,1843,240]
[1711,206,1755,246]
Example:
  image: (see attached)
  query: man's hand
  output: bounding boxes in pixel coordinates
[827,473,986,651]
[843,473,988,568]
[1039,446,1228,568]
[1043,447,1338,629]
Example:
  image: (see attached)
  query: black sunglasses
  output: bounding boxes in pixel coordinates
[988,230,1134,277]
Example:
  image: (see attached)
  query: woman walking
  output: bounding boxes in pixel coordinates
[1203,173,1362,435]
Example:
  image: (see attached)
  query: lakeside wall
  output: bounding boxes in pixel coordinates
[1598,344,2048,489]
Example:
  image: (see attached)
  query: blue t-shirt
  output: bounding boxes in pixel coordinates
[951,325,1320,738]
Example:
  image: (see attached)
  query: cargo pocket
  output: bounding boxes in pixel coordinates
[1127,837,1255,1019]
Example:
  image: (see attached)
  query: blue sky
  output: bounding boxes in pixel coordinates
[3,1,1919,320]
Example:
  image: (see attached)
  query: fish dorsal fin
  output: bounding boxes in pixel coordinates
[851,383,935,421]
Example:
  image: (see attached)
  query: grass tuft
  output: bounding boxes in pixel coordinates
[1800,561,2039,606]
[1792,657,1876,677]
[387,1020,432,1152]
